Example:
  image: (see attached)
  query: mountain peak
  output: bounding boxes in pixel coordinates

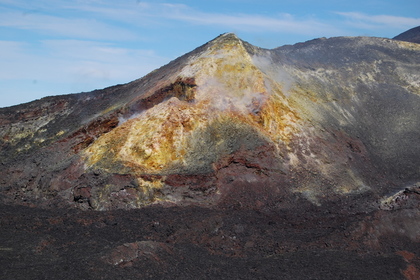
[2,32,420,279]
[212,32,241,43]
[204,32,247,52]
[0,33,419,212]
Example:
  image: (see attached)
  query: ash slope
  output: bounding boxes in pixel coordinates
[0,33,419,212]
[2,32,420,280]
[394,25,420,44]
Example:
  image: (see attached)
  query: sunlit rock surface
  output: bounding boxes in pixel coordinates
[0,32,419,211]
[1,31,420,279]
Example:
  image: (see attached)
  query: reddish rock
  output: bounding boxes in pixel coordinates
[0,30,419,279]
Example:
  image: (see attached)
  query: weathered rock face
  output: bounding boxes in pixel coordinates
[1,31,420,279]
[0,33,419,212]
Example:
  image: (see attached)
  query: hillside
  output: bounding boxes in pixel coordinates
[394,26,420,43]
[1,31,420,279]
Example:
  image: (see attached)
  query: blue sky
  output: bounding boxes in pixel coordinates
[0,0,419,108]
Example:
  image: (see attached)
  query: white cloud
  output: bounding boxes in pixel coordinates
[2,1,418,107]
[336,12,420,30]
[0,2,345,41]
[41,39,166,80]
[166,11,335,35]
[161,4,341,36]
[0,39,168,81]
[0,39,169,106]
[51,1,342,36]
[0,11,137,40]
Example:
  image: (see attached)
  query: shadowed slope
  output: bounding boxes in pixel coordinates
[394,26,420,44]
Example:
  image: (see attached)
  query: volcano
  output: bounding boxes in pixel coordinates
[1,31,420,279]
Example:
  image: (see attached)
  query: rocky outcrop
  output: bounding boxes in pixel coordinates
[1,32,419,213]
[1,29,420,279]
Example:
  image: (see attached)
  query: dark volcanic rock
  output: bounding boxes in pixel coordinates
[394,26,420,44]
[0,203,416,279]
[1,33,419,211]
[1,31,420,279]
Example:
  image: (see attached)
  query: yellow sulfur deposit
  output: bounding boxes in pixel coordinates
[83,34,300,176]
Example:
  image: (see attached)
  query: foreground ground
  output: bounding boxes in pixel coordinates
[1,201,419,280]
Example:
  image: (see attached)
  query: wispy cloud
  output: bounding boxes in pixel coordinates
[165,9,339,36]
[1,0,418,107]
[2,1,418,40]
[0,39,167,81]
[0,38,169,106]
[41,40,165,80]
[0,11,138,40]
[336,12,420,30]
[10,1,410,42]
[65,2,342,36]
